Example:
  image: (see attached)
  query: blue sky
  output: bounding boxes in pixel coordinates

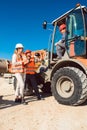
[0,0,86,60]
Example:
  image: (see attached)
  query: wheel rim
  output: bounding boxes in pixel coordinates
[56,76,74,98]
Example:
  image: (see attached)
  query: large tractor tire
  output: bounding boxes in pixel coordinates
[13,77,33,96]
[51,67,87,106]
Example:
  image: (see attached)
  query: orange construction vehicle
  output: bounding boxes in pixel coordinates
[1,4,87,106]
[42,3,87,105]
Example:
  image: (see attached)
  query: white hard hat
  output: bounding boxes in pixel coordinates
[15,43,24,49]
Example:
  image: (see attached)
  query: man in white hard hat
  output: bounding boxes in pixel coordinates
[12,43,26,103]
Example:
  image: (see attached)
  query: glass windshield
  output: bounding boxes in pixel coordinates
[73,9,84,36]
[84,10,87,36]
[66,8,86,56]
[66,9,84,40]
[53,25,62,54]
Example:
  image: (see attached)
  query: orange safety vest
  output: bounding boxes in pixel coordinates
[25,57,37,74]
[11,53,27,73]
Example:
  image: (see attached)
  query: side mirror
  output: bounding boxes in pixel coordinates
[42,21,47,29]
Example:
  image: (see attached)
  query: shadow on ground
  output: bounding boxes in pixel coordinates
[1,92,87,109]
[24,92,52,104]
[0,92,52,109]
[0,95,21,109]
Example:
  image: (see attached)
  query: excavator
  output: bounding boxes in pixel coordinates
[1,3,87,106]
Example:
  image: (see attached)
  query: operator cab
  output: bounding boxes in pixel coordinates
[51,4,87,62]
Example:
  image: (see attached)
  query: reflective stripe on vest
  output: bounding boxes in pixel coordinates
[11,64,24,73]
[25,66,37,74]
[11,53,25,73]
[25,58,36,74]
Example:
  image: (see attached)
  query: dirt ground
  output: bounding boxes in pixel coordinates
[0,77,87,130]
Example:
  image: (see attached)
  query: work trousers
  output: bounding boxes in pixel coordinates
[25,74,40,97]
[56,40,65,58]
[15,73,25,97]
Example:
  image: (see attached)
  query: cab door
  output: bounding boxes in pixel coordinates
[66,8,86,57]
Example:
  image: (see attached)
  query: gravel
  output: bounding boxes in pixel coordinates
[0,77,87,130]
